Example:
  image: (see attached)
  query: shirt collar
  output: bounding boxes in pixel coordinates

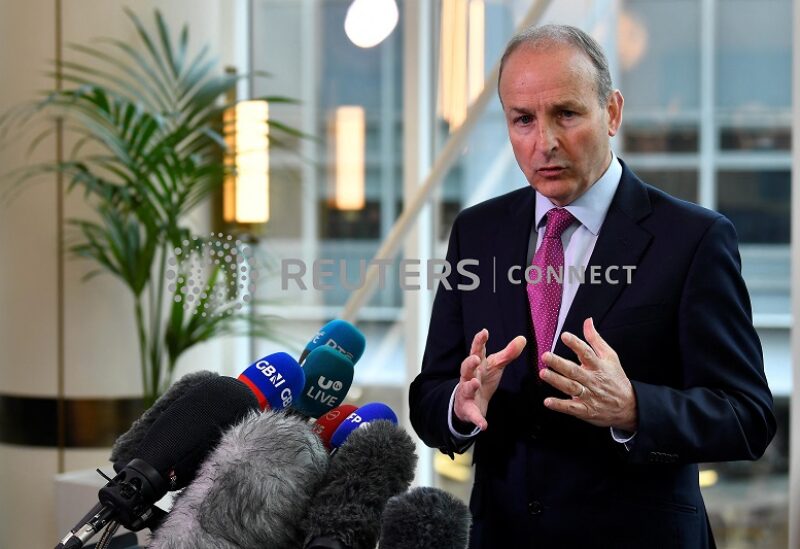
[534,152,622,236]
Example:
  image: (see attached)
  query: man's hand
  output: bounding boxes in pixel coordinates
[539,317,638,432]
[454,329,527,431]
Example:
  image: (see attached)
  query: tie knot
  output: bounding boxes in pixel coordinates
[543,208,575,239]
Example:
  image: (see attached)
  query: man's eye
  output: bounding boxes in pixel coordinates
[561,110,576,119]
[516,115,533,125]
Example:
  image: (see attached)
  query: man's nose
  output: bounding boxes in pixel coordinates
[536,121,558,152]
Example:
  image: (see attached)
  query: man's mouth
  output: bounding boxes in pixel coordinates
[537,165,566,177]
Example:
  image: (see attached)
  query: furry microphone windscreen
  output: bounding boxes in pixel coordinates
[110,370,219,470]
[147,409,329,549]
[379,487,471,549]
[303,420,417,549]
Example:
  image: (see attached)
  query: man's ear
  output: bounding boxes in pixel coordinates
[607,90,624,137]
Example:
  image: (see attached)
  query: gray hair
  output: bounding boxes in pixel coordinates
[498,24,613,106]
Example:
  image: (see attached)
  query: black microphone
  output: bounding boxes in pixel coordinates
[99,371,219,537]
[379,487,471,549]
[148,409,329,548]
[110,370,219,471]
[303,420,417,549]
[55,375,259,549]
[112,352,304,471]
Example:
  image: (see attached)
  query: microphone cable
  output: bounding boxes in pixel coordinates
[94,520,121,549]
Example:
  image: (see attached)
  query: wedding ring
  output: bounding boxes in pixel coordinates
[576,384,586,398]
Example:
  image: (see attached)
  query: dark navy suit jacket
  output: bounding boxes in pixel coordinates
[409,162,776,548]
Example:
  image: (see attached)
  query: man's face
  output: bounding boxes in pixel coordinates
[499,44,623,206]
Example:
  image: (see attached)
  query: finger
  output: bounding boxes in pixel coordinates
[456,379,488,430]
[539,367,585,398]
[486,335,527,369]
[469,328,489,358]
[560,331,601,370]
[458,377,480,401]
[543,396,590,419]
[463,408,488,431]
[584,317,616,359]
[459,353,481,381]
[542,351,590,385]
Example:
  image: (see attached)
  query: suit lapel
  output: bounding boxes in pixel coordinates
[554,164,653,359]
[494,187,537,373]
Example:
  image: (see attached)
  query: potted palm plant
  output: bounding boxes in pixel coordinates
[1,9,299,406]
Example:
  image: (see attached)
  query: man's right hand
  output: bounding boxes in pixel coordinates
[454,329,527,431]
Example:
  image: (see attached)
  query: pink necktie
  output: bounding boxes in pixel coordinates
[527,208,575,371]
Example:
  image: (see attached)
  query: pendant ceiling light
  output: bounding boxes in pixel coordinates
[344,0,399,49]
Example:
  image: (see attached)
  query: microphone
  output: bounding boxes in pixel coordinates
[148,409,329,549]
[329,402,398,450]
[379,487,471,549]
[237,351,306,411]
[114,352,303,468]
[56,376,259,549]
[311,404,359,450]
[110,370,219,470]
[294,346,355,418]
[300,319,366,364]
[303,420,417,549]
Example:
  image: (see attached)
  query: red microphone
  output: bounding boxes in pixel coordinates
[311,404,358,449]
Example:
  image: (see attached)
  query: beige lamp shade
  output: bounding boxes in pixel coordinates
[224,100,270,224]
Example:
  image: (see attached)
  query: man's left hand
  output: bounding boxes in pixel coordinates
[539,317,638,432]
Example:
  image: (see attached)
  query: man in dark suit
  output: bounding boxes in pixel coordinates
[409,24,776,548]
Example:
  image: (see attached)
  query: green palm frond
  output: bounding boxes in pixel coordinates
[1,8,299,405]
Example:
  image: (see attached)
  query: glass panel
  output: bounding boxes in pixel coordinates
[628,169,698,203]
[618,0,701,155]
[716,0,791,112]
[252,0,305,109]
[741,247,791,315]
[264,167,303,238]
[619,0,700,114]
[318,199,382,240]
[716,0,791,156]
[720,127,791,152]
[320,1,401,112]
[252,0,404,314]
[717,170,790,244]
[623,124,699,153]
[316,0,404,248]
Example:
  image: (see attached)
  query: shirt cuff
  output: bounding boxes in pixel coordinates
[610,427,637,451]
[448,384,481,440]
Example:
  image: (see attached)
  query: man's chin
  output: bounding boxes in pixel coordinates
[529,179,576,206]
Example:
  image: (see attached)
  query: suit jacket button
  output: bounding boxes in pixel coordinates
[528,500,543,515]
